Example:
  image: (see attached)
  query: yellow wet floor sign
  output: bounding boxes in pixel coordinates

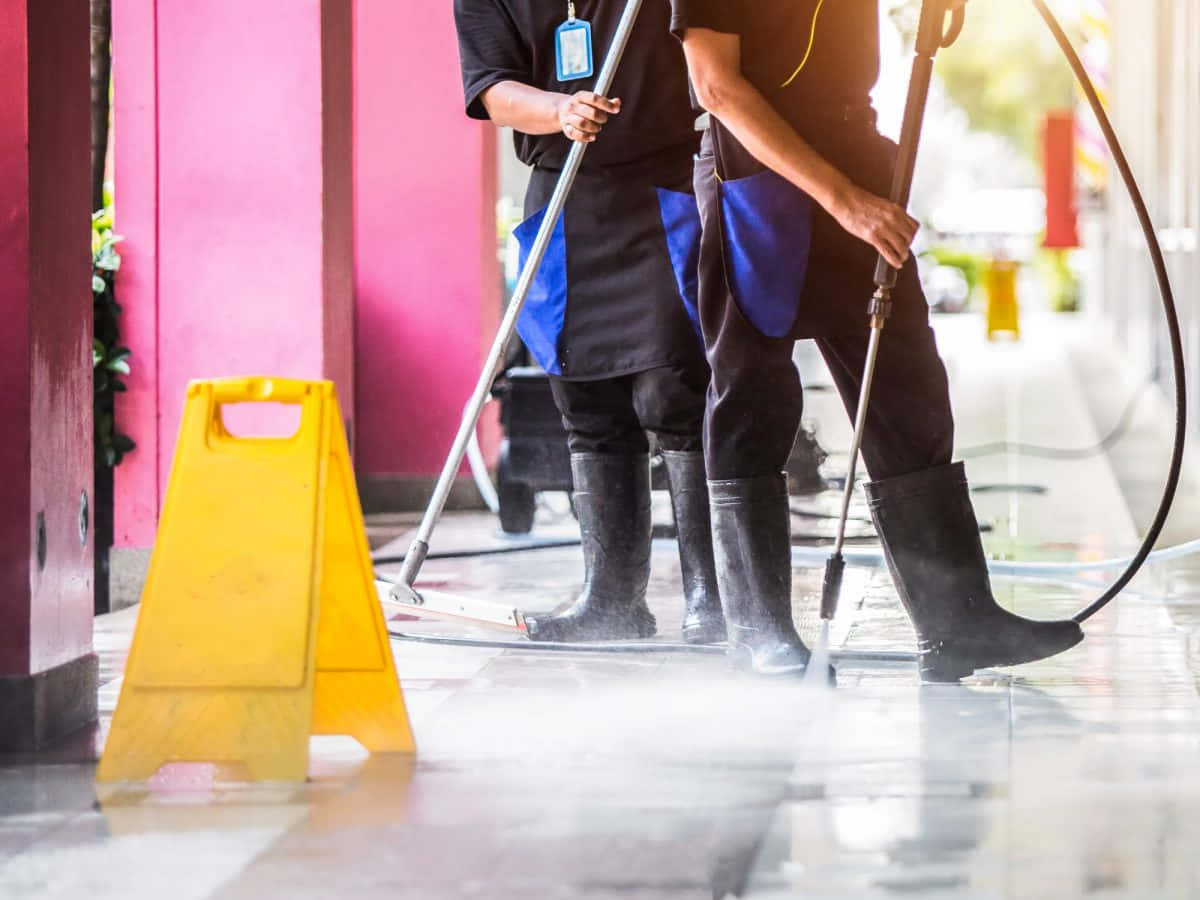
[97,378,414,782]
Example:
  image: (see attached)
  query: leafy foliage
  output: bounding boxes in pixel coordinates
[890,0,1077,162]
[93,208,135,468]
[925,246,987,296]
[1034,247,1081,312]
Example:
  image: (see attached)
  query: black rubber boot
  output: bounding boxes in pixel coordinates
[661,451,725,644]
[865,462,1084,683]
[525,453,656,642]
[709,475,831,678]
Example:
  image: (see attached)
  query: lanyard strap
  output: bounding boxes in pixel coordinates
[567,1,576,23]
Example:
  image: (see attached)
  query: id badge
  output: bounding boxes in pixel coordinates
[555,18,594,82]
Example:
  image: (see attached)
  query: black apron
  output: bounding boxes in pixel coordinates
[706,113,929,342]
[514,155,707,380]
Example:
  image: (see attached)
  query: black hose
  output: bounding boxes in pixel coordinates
[1032,0,1187,623]
[371,536,580,566]
[386,628,725,655]
[385,626,920,662]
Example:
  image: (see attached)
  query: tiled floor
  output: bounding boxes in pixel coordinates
[3,315,1200,898]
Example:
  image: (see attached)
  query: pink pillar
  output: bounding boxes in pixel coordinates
[110,0,159,551]
[113,0,354,548]
[353,0,501,508]
[0,0,96,750]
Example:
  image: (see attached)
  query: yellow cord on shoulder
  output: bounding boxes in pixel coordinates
[714,0,822,180]
[780,0,827,89]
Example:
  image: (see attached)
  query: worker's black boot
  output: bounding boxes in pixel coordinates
[661,451,725,644]
[526,453,656,642]
[709,475,831,678]
[865,462,1084,683]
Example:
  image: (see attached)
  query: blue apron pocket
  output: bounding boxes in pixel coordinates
[719,169,814,338]
[513,206,568,375]
[655,187,703,343]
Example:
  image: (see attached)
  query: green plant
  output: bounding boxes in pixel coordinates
[890,0,1078,164]
[924,246,988,297]
[93,208,135,467]
[1033,247,1081,312]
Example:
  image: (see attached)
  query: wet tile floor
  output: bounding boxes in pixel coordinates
[4,316,1200,898]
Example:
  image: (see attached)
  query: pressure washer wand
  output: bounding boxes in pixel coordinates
[394,0,645,597]
[820,0,965,622]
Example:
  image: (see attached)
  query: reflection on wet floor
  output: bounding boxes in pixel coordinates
[5,320,1200,898]
[6,548,1200,899]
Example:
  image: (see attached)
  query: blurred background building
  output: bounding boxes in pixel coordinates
[1092,0,1200,423]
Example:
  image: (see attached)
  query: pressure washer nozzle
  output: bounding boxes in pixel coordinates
[821,553,846,621]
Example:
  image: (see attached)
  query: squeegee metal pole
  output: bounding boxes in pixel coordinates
[398,0,645,589]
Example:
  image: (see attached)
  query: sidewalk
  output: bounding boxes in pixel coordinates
[3,313,1199,899]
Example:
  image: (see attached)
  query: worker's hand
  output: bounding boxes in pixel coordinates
[826,182,919,270]
[556,92,621,143]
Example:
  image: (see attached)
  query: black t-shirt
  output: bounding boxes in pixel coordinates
[455,0,699,171]
[669,0,880,128]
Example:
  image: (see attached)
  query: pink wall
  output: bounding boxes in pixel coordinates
[353,0,501,478]
[0,0,93,675]
[114,0,355,547]
[111,0,159,548]
[113,0,500,547]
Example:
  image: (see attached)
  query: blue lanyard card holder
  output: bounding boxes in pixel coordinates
[555,18,594,82]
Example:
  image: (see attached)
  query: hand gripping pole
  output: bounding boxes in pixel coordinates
[821,0,966,621]
[394,0,645,597]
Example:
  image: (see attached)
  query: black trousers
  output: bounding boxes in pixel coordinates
[549,364,708,455]
[693,142,955,483]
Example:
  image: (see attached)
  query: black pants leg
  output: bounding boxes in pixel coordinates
[693,145,803,479]
[701,315,955,481]
[549,375,648,455]
[816,328,955,480]
[549,363,707,454]
[701,312,803,479]
[693,135,954,479]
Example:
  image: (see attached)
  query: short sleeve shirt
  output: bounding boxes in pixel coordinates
[454,0,699,171]
[669,0,881,129]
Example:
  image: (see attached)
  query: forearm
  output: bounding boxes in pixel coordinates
[480,81,563,134]
[700,74,850,212]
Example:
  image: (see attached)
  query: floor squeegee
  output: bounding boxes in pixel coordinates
[385,0,647,631]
